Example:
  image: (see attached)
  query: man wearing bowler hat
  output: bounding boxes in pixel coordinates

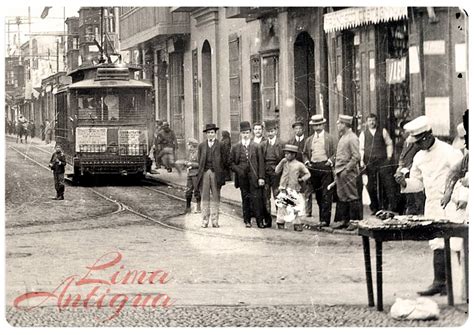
[196,123,228,228]
[230,121,266,228]
[395,115,464,296]
[332,114,362,229]
[260,119,285,227]
[303,114,337,227]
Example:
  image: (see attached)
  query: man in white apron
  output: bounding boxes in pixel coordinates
[395,116,464,296]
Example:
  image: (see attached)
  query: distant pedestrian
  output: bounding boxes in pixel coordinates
[183,138,201,214]
[274,144,311,231]
[260,119,284,228]
[44,119,52,144]
[303,114,337,227]
[220,130,232,182]
[16,115,28,143]
[196,123,228,228]
[230,121,266,228]
[359,113,397,213]
[153,120,164,168]
[49,144,66,200]
[40,121,45,141]
[332,115,362,230]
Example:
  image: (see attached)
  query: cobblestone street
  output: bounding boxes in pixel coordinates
[4,138,469,327]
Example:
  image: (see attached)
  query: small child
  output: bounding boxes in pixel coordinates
[183,138,201,213]
[275,144,311,230]
[49,144,67,200]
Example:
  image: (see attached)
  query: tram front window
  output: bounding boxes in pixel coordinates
[77,90,146,122]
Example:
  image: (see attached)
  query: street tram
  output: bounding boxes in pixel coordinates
[54,63,154,183]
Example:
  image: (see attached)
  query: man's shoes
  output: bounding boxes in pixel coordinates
[294,224,303,231]
[330,221,349,229]
[277,222,285,229]
[417,283,447,296]
[212,223,220,228]
[245,222,252,228]
[167,168,172,173]
[184,207,191,214]
[201,222,209,228]
[257,221,265,228]
[317,222,330,227]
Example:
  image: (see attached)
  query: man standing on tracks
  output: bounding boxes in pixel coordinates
[49,144,67,200]
[331,115,362,229]
[303,114,337,227]
[230,121,266,228]
[196,124,228,228]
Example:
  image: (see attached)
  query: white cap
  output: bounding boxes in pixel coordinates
[404,116,432,143]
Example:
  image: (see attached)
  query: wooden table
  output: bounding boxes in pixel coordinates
[358,223,468,311]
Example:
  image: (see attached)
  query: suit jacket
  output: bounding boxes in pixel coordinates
[230,141,265,189]
[260,138,285,175]
[196,140,228,188]
[303,132,337,164]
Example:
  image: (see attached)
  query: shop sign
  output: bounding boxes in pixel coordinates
[324,7,408,33]
[425,97,450,136]
[386,57,406,84]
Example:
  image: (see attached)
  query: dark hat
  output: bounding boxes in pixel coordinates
[283,144,299,154]
[265,119,277,130]
[203,123,219,133]
[240,121,251,132]
[292,120,304,128]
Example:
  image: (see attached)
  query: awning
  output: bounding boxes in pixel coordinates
[324,7,408,33]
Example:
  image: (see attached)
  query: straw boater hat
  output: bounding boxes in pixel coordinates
[309,114,327,125]
[338,114,353,126]
[203,123,219,132]
[283,144,299,154]
[240,121,251,132]
[187,138,199,146]
[404,116,432,143]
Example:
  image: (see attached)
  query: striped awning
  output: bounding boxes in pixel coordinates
[324,7,408,33]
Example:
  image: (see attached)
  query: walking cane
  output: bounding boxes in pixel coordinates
[327,166,366,191]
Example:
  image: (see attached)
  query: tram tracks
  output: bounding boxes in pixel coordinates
[8,141,292,244]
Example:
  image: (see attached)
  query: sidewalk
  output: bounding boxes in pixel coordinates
[146,166,371,235]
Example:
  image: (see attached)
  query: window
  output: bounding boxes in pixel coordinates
[261,53,279,119]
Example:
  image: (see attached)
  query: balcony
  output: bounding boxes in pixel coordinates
[225,7,280,20]
[120,7,190,50]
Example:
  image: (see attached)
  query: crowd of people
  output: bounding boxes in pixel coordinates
[6,115,53,144]
[152,112,468,237]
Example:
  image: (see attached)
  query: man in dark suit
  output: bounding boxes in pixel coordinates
[230,121,266,228]
[303,114,337,227]
[196,124,228,228]
[260,120,284,227]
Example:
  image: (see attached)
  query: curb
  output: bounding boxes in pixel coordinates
[145,173,358,236]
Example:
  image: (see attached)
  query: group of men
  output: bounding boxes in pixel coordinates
[191,113,376,230]
[9,115,52,144]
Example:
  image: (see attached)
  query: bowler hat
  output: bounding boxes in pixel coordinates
[283,144,299,154]
[309,114,326,125]
[203,123,219,133]
[240,121,251,132]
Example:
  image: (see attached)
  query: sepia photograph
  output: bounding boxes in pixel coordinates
[2,2,470,329]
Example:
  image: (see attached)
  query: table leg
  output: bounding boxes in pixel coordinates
[375,240,383,311]
[362,236,374,307]
[444,238,454,306]
[463,236,469,303]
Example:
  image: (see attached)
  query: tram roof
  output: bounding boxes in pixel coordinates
[68,79,153,89]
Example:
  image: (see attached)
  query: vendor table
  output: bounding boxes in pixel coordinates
[358,223,468,311]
